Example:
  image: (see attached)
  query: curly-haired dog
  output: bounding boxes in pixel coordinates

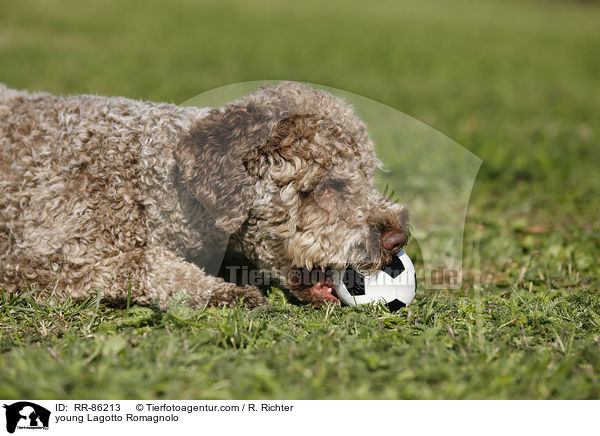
[0,81,409,308]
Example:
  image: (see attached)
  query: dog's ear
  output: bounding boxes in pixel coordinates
[253,113,321,163]
[175,103,271,234]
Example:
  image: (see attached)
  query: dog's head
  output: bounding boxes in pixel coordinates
[176,82,409,305]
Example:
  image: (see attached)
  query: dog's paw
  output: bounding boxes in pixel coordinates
[207,283,268,308]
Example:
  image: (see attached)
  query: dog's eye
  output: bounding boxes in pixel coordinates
[313,179,345,200]
[314,185,334,200]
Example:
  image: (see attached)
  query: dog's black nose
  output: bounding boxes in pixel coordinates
[380,228,407,254]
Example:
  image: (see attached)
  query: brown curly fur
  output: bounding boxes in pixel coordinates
[0,81,409,309]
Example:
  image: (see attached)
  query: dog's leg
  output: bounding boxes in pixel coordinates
[85,247,267,309]
[2,247,267,309]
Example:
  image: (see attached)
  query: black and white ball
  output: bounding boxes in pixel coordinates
[333,250,416,311]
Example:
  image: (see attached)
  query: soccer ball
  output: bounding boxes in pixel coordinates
[332,250,416,311]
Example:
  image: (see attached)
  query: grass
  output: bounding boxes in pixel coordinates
[1,0,599,399]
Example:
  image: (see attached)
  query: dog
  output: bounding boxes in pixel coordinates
[0,81,409,308]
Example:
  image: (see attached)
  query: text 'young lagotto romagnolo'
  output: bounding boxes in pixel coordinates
[0,81,409,308]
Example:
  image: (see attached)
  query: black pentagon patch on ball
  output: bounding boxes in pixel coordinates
[387,299,406,312]
[382,255,405,278]
[342,268,365,296]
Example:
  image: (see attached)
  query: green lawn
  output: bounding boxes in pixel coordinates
[1,0,599,399]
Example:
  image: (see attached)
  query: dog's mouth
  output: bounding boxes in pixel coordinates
[286,266,339,305]
[284,254,388,307]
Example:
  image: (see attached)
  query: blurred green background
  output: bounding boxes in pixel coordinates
[1,0,599,399]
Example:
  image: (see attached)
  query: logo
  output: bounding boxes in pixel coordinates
[2,402,50,434]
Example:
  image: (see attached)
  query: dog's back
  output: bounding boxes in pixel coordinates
[0,86,202,293]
